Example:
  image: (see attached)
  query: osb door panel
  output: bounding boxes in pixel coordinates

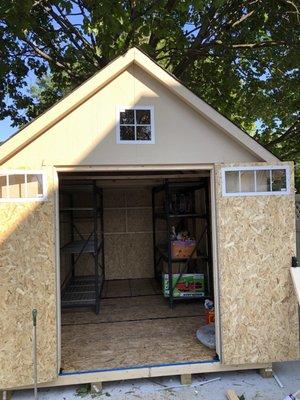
[0,167,58,389]
[216,162,299,365]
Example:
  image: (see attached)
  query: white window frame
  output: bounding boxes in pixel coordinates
[0,170,47,202]
[221,165,291,197]
[116,105,155,144]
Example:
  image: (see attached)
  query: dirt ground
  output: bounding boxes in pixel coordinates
[12,361,300,400]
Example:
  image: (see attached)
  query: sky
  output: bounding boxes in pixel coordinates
[0,117,15,142]
[0,68,38,142]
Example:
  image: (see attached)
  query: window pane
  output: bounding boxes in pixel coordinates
[27,174,43,197]
[256,170,271,192]
[120,109,134,124]
[136,126,151,141]
[136,109,151,124]
[120,126,135,141]
[225,171,239,193]
[240,170,255,192]
[271,169,287,192]
[0,175,7,198]
[9,174,26,198]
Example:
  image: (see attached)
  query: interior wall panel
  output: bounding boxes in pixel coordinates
[103,187,154,280]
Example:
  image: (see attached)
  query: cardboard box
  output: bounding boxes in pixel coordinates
[162,261,187,274]
[163,273,205,298]
[171,240,197,259]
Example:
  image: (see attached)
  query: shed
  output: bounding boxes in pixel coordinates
[0,47,299,392]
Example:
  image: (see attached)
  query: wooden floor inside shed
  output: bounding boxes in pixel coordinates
[61,279,215,372]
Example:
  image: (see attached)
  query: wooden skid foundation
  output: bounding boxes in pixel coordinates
[10,362,272,391]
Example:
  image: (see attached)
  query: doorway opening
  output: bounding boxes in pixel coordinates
[58,169,218,373]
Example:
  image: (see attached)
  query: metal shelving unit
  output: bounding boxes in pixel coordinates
[152,179,212,308]
[60,181,105,314]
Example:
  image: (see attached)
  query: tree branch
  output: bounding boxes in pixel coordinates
[40,4,101,67]
[266,119,300,146]
[148,0,178,56]
[231,10,255,28]
[22,36,65,68]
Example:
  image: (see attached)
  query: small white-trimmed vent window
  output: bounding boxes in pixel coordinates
[222,166,290,197]
[0,171,47,202]
[116,106,154,144]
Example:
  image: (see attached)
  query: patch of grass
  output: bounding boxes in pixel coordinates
[75,385,90,397]
[239,395,246,400]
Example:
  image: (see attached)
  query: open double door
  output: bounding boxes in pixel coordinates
[0,163,298,390]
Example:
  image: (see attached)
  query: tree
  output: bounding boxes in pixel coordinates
[0,0,299,181]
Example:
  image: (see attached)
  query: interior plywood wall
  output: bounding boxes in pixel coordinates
[103,187,157,280]
[61,184,165,280]
[215,162,299,365]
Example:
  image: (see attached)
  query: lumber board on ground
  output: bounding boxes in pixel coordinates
[227,390,239,400]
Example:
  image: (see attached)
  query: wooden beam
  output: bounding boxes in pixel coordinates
[0,391,13,400]
[55,164,214,172]
[59,172,209,180]
[259,367,273,378]
[8,362,272,391]
[180,374,192,385]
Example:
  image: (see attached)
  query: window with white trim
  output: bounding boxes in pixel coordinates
[116,106,154,144]
[222,166,290,197]
[0,171,47,202]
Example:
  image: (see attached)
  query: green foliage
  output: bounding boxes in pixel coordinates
[0,0,299,182]
[75,384,90,397]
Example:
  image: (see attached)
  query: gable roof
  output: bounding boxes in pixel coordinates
[0,47,278,164]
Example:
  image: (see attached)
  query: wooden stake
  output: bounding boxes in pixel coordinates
[32,309,38,400]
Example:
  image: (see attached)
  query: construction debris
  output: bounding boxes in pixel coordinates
[227,389,240,400]
[273,372,284,388]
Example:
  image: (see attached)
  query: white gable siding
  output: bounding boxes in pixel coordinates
[3,64,260,169]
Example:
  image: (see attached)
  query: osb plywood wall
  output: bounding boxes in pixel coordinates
[103,187,156,280]
[0,167,57,389]
[215,162,299,365]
